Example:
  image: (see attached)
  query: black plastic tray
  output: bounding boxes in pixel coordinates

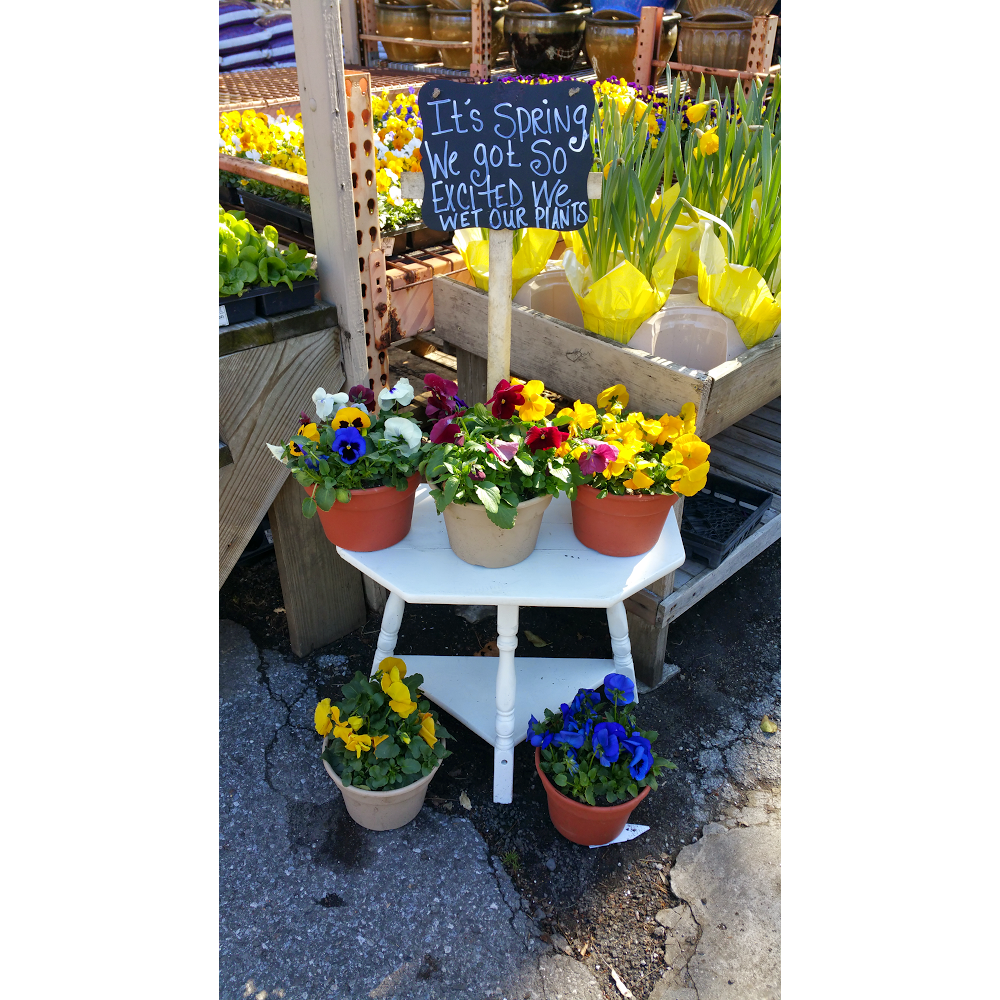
[256,277,319,316]
[680,472,774,570]
[241,191,313,237]
[220,286,267,325]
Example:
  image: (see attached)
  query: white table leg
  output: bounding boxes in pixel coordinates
[606,601,639,701]
[493,604,519,803]
[371,590,406,675]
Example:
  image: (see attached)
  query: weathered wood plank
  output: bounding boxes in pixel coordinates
[433,271,713,426]
[269,474,368,656]
[705,448,781,495]
[708,437,781,475]
[731,412,782,442]
[700,334,781,440]
[711,423,781,457]
[661,512,781,624]
[219,327,345,587]
[454,346,489,406]
[219,303,338,358]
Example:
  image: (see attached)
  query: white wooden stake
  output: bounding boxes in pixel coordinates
[487,228,515,395]
[493,603,519,804]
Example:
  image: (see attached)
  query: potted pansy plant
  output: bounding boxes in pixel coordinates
[265,378,424,551]
[528,672,676,846]
[417,377,575,568]
[558,383,712,557]
[316,656,453,831]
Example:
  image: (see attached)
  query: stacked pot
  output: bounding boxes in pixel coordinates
[584,3,682,84]
[675,0,777,93]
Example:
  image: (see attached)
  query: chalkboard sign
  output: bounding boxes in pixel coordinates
[416,80,595,233]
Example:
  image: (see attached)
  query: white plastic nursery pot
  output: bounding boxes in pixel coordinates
[322,736,444,831]
[442,493,552,567]
[628,304,746,371]
[514,270,584,328]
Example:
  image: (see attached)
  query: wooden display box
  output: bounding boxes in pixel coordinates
[432,268,780,439]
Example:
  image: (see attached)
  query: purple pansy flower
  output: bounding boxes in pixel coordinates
[485,438,519,462]
[429,417,464,445]
[332,427,365,465]
[348,384,376,412]
[578,441,618,476]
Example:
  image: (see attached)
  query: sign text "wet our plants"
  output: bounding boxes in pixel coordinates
[417,80,595,232]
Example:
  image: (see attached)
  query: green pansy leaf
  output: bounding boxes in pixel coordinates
[315,484,336,511]
[374,739,399,759]
[474,483,500,513]
[554,772,568,787]
[485,502,517,530]
[302,496,317,518]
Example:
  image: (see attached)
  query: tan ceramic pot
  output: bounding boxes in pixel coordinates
[443,493,552,567]
[375,2,436,62]
[584,11,680,83]
[322,736,444,831]
[428,8,506,68]
[676,13,752,93]
[685,0,776,18]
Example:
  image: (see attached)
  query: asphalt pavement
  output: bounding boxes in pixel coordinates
[219,542,780,999]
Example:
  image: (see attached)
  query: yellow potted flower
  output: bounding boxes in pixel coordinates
[315,658,453,831]
[560,384,711,557]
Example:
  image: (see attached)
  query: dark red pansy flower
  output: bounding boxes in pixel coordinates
[486,379,525,419]
[525,425,569,453]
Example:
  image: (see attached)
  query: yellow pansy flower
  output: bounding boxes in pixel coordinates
[603,440,640,478]
[378,657,407,678]
[386,678,417,718]
[624,466,655,491]
[418,712,437,748]
[680,402,697,435]
[314,699,339,736]
[656,414,684,445]
[332,406,372,434]
[372,734,389,748]
[348,715,364,732]
[289,422,321,456]
[597,384,629,411]
[343,732,372,758]
[516,380,555,421]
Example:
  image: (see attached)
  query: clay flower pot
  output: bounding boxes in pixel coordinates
[323,736,444,831]
[570,485,678,557]
[676,12,753,94]
[535,747,650,846]
[374,1,436,62]
[428,8,506,68]
[306,473,420,551]
[442,493,552,568]
[584,11,680,84]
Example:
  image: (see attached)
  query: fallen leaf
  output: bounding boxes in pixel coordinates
[273,607,285,613]
[474,640,499,657]
[459,791,472,810]
[524,630,550,647]
[608,964,634,999]
[760,715,778,733]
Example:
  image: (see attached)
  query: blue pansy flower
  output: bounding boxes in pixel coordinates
[526,714,554,749]
[564,747,579,775]
[304,453,332,472]
[333,427,365,465]
[553,716,591,749]
[622,732,653,780]
[569,688,601,716]
[592,721,627,766]
[603,673,636,706]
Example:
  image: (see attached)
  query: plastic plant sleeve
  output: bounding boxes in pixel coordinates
[696,230,781,348]
[563,250,666,344]
[452,228,558,297]
[560,229,590,268]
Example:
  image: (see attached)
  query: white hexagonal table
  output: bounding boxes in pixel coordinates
[337,485,686,803]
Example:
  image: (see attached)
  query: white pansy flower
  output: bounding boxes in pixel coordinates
[378,377,415,410]
[313,386,349,421]
[383,417,422,457]
[265,443,288,465]
[244,149,262,163]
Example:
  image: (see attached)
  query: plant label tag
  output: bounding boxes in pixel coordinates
[589,824,650,849]
[416,79,595,233]
[219,304,229,327]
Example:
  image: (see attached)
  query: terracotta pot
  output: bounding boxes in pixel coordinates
[323,737,443,831]
[428,8,505,68]
[675,13,753,94]
[571,485,678,557]
[306,473,420,551]
[584,11,680,83]
[535,747,650,846]
[442,493,552,567]
[375,2,436,62]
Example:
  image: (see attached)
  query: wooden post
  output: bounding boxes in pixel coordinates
[486,228,514,394]
[743,15,779,96]
[633,7,662,90]
[341,0,362,66]
[469,0,491,82]
[291,0,370,389]
[357,0,380,68]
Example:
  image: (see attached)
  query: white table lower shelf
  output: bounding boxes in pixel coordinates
[337,487,686,803]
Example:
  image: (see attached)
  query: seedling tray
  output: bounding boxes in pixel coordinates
[256,277,319,316]
[220,286,268,325]
[241,191,313,237]
[680,472,774,569]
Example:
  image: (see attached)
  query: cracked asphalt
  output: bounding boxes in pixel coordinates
[220,540,780,999]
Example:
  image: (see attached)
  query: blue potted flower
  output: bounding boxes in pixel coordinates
[528,673,676,846]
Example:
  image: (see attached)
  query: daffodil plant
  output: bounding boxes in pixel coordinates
[554,384,711,498]
[530,672,675,806]
[418,377,576,530]
[265,379,424,518]
[316,657,453,791]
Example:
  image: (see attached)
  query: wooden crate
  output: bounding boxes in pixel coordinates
[432,268,780,439]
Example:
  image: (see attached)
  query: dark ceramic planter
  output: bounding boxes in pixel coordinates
[505,9,589,75]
